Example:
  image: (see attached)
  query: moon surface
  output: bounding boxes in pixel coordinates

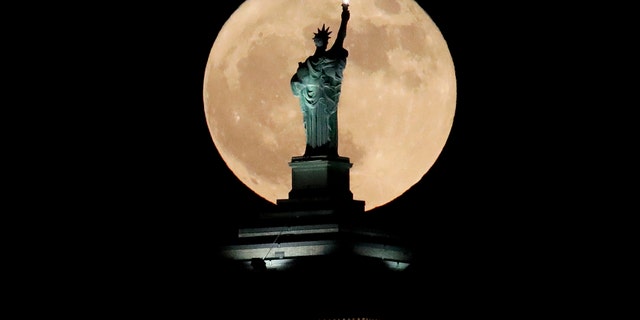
[203,0,456,211]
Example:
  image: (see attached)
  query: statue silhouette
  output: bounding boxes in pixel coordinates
[291,5,350,157]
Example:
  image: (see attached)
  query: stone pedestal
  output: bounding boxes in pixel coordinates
[287,155,354,201]
[275,155,365,215]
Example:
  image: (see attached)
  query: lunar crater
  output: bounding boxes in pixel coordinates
[374,0,402,15]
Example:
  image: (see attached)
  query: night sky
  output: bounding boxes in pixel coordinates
[28,1,603,318]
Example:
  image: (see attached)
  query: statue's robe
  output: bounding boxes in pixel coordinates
[291,47,348,157]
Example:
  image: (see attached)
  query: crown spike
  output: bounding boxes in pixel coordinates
[313,23,332,40]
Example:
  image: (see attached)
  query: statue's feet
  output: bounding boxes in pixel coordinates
[304,145,339,159]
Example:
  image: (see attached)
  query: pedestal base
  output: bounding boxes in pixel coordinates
[287,155,354,201]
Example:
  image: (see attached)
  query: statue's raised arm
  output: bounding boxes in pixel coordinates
[330,5,350,52]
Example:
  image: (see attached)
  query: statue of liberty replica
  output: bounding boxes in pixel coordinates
[282,2,359,203]
[291,3,350,158]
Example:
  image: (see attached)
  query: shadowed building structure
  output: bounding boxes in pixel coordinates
[217,152,416,318]
[219,153,413,272]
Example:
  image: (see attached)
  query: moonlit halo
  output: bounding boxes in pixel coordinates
[203,0,456,211]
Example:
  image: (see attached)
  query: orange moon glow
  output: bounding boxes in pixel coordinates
[203,0,456,211]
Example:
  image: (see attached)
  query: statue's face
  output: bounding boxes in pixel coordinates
[313,37,327,48]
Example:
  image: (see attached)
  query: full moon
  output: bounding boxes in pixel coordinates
[203,0,456,211]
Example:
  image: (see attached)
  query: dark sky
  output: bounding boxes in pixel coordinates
[26,1,606,318]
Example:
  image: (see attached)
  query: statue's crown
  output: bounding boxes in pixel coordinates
[313,24,332,40]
